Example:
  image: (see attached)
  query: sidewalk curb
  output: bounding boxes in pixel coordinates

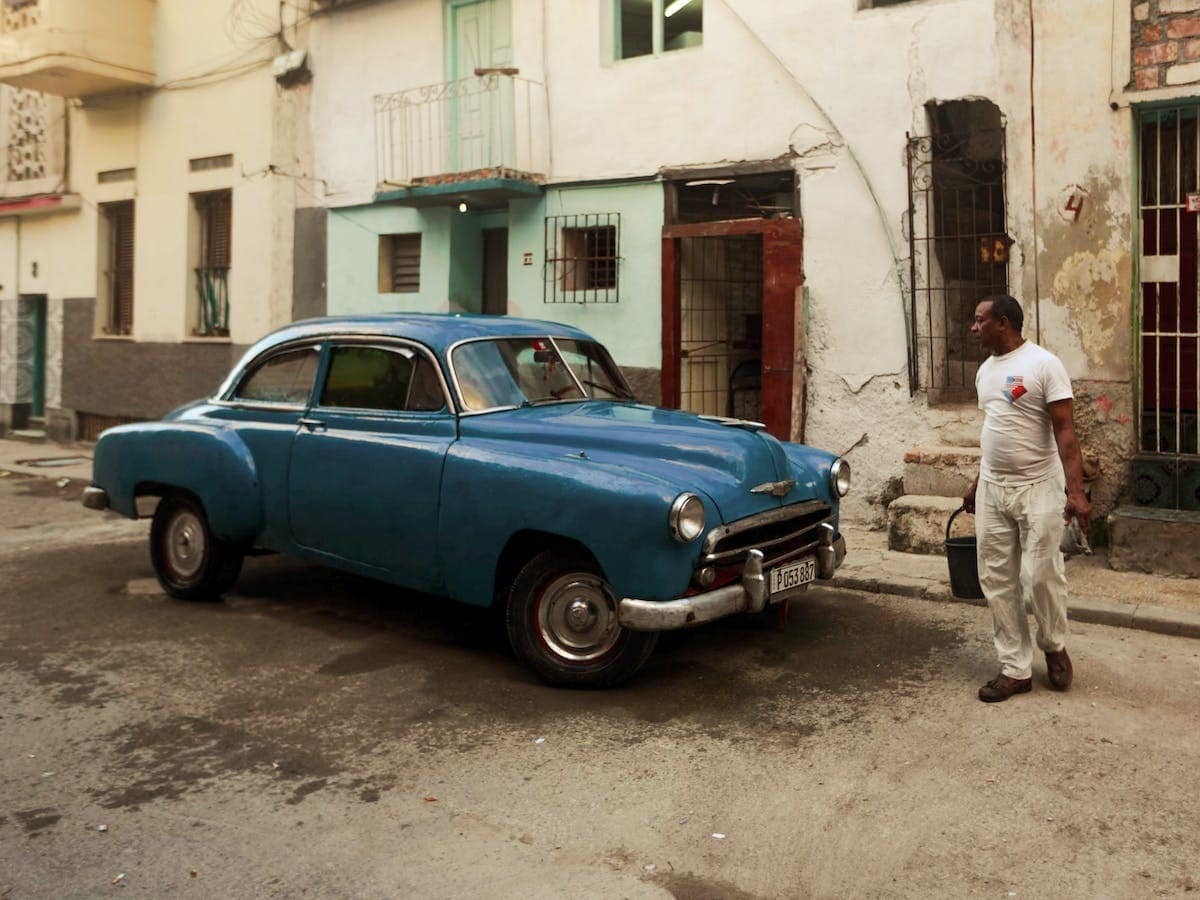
[829,574,1200,640]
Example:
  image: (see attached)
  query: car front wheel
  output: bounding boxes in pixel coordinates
[150,494,243,601]
[506,550,657,688]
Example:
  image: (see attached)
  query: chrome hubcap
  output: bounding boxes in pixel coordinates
[165,510,206,580]
[537,574,620,662]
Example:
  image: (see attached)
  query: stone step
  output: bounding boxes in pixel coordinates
[1108,506,1200,578]
[887,494,973,555]
[8,428,48,443]
[903,444,982,499]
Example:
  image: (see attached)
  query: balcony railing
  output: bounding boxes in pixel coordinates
[374,72,549,188]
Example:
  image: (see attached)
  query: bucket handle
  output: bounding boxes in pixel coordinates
[946,504,971,542]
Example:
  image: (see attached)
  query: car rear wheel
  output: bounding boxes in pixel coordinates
[506,550,657,688]
[150,494,244,601]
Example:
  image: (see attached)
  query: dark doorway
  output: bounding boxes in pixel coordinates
[906,99,1008,402]
[482,228,508,315]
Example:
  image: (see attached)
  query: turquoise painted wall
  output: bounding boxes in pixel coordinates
[507,182,664,369]
[325,181,665,370]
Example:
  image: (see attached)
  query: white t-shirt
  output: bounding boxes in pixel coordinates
[975,340,1073,485]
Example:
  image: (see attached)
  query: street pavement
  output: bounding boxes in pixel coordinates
[0,457,1199,897]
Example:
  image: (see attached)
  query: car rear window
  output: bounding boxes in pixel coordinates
[234,347,320,405]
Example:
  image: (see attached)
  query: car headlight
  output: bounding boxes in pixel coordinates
[830,458,851,497]
[669,493,706,542]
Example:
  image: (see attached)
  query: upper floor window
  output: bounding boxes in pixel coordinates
[191,188,232,337]
[615,0,702,60]
[98,200,134,336]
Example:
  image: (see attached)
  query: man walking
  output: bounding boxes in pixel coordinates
[962,294,1091,703]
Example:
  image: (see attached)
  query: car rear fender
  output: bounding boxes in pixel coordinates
[92,422,262,543]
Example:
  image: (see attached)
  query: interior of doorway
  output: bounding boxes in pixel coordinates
[482,228,508,314]
[677,235,763,421]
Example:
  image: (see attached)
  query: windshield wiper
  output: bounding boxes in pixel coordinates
[574,377,635,400]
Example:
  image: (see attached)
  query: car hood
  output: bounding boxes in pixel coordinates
[459,402,830,523]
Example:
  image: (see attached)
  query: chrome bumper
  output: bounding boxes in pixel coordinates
[619,531,847,632]
[82,486,109,510]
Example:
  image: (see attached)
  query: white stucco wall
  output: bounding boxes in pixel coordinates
[309,0,1145,521]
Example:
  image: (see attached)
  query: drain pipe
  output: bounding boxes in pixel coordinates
[1028,0,1041,343]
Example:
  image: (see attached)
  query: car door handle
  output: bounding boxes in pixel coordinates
[298,417,325,432]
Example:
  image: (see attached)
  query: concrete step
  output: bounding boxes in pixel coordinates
[903,445,982,499]
[8,428,47,443]
[887,494,972,555]
[1108,506,1200,578]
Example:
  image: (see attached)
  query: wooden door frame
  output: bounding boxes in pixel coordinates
[661,218,804,441]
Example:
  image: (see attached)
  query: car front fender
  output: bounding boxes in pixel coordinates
[438,441,707,608]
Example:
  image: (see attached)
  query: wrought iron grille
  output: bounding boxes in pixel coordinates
[905,126,1009,400]
[678,235,763,419]
[374,73,548,186]
[544,213,620,304]
[1133,104,1200,510]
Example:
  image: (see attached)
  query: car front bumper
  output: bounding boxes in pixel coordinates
[82,486,109,510]
[618,530,847,632]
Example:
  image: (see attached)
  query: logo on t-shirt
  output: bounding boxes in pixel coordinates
[1004,375,1027,403]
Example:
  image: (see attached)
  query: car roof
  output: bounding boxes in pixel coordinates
[249,312,598,358]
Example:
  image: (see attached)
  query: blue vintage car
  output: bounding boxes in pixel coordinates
[84,314,849,686]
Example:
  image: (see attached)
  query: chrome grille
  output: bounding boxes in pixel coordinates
[702,500,831,566]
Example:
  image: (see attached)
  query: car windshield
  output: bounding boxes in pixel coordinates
[452,337,635,412]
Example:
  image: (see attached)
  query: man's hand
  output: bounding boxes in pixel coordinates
[962,477,979,514]
[1065,488,1091,534]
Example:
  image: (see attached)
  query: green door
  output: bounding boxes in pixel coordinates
[446,0,511,172]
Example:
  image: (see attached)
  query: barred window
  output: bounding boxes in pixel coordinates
[544,214,620,304]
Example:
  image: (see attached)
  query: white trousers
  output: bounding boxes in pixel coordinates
[975,474,1069,680]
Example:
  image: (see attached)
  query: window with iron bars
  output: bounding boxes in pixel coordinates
[544,214,620,304]
[192,189,231,337]
[100,200,134,336]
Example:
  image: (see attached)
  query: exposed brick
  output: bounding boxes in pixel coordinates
[1167,17,1200,38]
[1134,66,1162,90]
[1161,0,1200,13]
[1135,42,1180,65]
[1134,0,1151,17]
[1184,37,1200,59]
[1141,23,1165,43]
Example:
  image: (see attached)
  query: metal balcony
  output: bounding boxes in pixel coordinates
[0,0,155,98]
[374,71,548,209]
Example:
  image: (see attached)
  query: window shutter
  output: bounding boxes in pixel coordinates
[205,190,232,268]
[109,201,135,335]
[390,234,421,292]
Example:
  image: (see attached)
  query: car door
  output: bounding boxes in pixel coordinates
[286,340,457,593]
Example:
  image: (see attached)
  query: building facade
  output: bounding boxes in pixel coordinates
[0,0,311,440]
[1,0,1195,532]
[306,0,1192,526]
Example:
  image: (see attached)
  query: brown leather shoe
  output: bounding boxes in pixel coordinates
[978,673,1032,703]
[1045,649,1073,690]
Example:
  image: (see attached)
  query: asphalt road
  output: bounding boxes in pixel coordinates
[1,474,1198,899]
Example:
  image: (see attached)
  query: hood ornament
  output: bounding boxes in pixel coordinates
[751,479,795,497]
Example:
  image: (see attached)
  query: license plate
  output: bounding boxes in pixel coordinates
[769,557,816,596]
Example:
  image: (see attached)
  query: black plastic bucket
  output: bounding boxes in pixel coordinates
[945,506,984,600]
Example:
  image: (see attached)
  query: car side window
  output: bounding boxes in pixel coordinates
[319,345,446,412]
[234,347,320,405]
